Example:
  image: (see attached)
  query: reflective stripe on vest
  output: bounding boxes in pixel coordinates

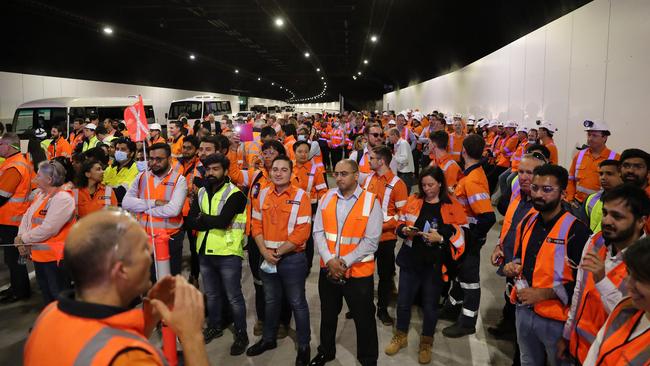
[0,154,33,226]
[306,163,318,194]
[586,191,603,218]
[74,326,168,366]
[258,187,306,245]
[136,167,183,232]
[594,298,650,366]
[364,173,400,223]
[196,183,246,257]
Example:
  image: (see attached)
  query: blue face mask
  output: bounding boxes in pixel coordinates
[297,135,307,141]
[114,150,128,163]
[136,160,148,172]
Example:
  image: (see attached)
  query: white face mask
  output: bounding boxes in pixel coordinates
[114,150,128,163]
[136,161,148,172]
[297,134,307,141]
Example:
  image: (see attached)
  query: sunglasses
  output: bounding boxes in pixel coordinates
[369,133,383,138]
[530,184,560,194]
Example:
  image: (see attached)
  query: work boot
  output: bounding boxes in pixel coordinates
[203,326,223,344]
[253,320,263,336]
[487,317,516,340]
[438,304,461,322]
[377,308,394,326]
[418,336,434,364]
[296,344,311,366]
[384,330,408,355]
[230,329,249,356]
[246,339,277,356]
[277,323,289,339]
[442,322,476,338]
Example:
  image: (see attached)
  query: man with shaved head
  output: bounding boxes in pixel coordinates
[24,210,209,366]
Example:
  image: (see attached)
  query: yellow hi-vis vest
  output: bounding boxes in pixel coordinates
[196,182,246,258]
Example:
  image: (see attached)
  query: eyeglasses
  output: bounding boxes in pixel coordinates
[369,133,383,138]
[333,171,356,178]
[524,152,548,163]
[530,184,560,194]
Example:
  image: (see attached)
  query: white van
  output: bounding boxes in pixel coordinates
[166,95,232,124]
[11,96,155,136]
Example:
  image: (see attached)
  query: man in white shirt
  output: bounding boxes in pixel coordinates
[387,128,414,194]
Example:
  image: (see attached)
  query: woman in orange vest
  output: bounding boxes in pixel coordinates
[16,160,76,304]
[581,238,650,366]
[73,159,117,218]
[385,166,468,364]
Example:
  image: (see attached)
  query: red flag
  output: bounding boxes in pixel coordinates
[124,95,149,142]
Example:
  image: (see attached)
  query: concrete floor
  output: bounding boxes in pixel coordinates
[0,174,516,365]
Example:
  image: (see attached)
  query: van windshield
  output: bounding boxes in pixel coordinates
[169,101,202,120]
[12,108,67,135]
[69,105,155,124]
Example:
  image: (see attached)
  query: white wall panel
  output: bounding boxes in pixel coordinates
[383,0,650,166]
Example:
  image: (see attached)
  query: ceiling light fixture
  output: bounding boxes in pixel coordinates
[316,68,321,72]
[363,59,369,64]
[103,26,113,35]
[275,18,284,27]
[257,77,261,81]
[357,71,362,75]
[304,52,310,58]
[189,54,196,60]
[234,69,239,74]
[370,35,378,43]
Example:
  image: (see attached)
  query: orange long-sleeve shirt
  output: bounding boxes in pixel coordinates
[362,170,408,241]
[292,161,328,204]
[567,147,619,202]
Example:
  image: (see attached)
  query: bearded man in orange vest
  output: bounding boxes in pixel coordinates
[559,185,649,364]
[310,159,383,366]
[504,164,591,366]
[23,210,209,366]
[122,143,188,276]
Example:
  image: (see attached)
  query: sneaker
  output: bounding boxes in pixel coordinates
[203,327,223,344]
[277,323,289,339]
[442,322,476,338]
[377,308,394,326]
[384,330,408,355]
[253,320,263,336]
[230,330,249,356]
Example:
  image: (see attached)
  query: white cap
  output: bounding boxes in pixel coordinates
[504,120,518,129]
[85,123,97,130]
[583,119,610,132]
[34,128,47,139]
[388,119,396,125]
[536,120,557,132]
[149,123,162,131]
[412,112,423,122]
[516,125,529,134]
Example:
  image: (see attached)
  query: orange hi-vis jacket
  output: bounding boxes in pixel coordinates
[47,137,72,159]
[514,212,578,322]
[24,301,166,366]
[567,232,628,363]
[72,184,117,218]
[226,149,245,187]
[328,128,345,149]
[147,135,166,147]
[30,190,76,263]
[567,147,619,203]
[243,139,262,168]
[511,140,529,172]
[431,153,464,191]
[292,161,328,205]
[591,297,650,366]
[0,153,33,227]
[135,165,184,236]
[168,135,184,159]
[448,132,465,162]
[398,195,468,280]
[318,188,378,278]
[455,164,493,224]
[284,135,297,161]
[181,157,200,216]
[362,170,408,241]
[244,168,272,235]
[251,184,312,253]
[542,137,559,165]
[497,133,519,168]
[69,130,84,149]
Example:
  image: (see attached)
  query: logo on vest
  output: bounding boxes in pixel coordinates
[38,209,48,216]
[547,237,566,245]
[287,200,300,205]
[162,182,175,186]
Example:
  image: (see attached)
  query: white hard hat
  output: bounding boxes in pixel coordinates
[516,125,529,134]
[412,112,423,122]
[388,119,396,125]
[149,123,162,131]
[406,109,413,114]
[467,115,476,124]
[85,123,97,130]
[445,117,453,125]
[583,119,610,132]
[382,111,389,116]
[34,128,47,139]
[453,113,463,120]
[488,119,499,128]
[504,120,518,129]
[397,110,408,118]
[536,120,557,132]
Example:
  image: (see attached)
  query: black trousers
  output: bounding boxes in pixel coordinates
[318,140,331,171]
[0,225,30,298]
[247,236,291,325]
[376,240,396,310]
[412,149,422,177]
[185,227,199,279]
[487,165,508,195]
[330,147,344,170]
[449,237,484,328]
[397,172,415,195]
[317,270,378,366]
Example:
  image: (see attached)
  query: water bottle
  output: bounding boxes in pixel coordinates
[514,274,529,290]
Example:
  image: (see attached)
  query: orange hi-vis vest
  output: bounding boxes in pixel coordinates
[362,171,407,241]
[497,133,519,167]
[148,136,166,146]
[69,130,84,149]
[168,135,184,158]
[357,148,372,174]
[568,232,629,363]
[511,140,529,172]
[499,181,536,251]
[448,132,465,162]
[328,129,345,149]
[592,297,650,366]
[516,212,577,322]
[30,191,76,263]
[181,157,200,216]
[433,154,464,191]
[0,153,33,226]
[135,166,184,236]
[24,301,166,366]
[398,195,468,280]
[319,188,377,278]
[244,140,262,168]
[568,148,619,202]
[72,184,116,218]
[47,137,72,159]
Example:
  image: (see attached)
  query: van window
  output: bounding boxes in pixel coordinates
[12,108,67,135]
[169,101,202,119]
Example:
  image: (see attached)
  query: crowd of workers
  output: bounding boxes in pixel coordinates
[0,108,648,366]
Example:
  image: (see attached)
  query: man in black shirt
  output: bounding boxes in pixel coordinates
[504,164,591,366]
